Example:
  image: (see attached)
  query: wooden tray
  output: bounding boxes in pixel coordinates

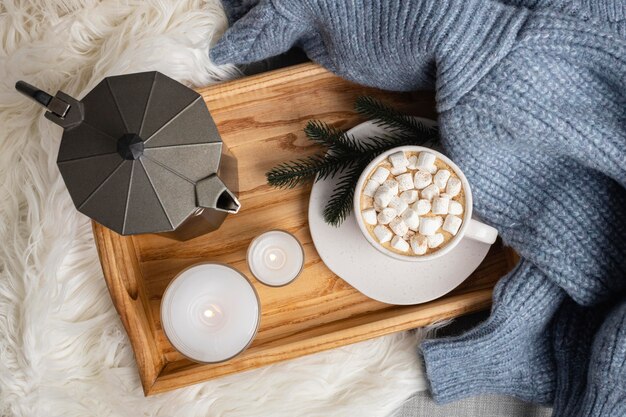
[93,63,517,396]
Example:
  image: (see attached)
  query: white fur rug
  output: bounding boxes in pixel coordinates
[0,1,430,416]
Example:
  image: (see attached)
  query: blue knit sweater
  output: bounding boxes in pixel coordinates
[211,1,626,415]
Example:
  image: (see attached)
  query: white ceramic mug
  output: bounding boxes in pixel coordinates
[354,146,498,262]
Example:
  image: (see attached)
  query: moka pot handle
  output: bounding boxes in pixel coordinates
[15,81,84,128]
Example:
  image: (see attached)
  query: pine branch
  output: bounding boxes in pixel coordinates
[323,162,366,227]
[266,96,440,226]
[304,120,360,153]
[266,154,358,188]
[354,132,437,158]
[354,96,437,138]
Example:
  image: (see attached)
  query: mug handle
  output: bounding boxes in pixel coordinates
[465,219,498,244]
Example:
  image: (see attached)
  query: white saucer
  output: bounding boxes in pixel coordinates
[308,119,493,305]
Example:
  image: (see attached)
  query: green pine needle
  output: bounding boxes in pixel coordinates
[266,96,440,226]
[266,154,357,189]
[355,96,437,137]
[323,163,365,226]
[304,121,360,153]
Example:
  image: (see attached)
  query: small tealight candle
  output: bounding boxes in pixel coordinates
[160,263,260,363]
[247,230,304,287]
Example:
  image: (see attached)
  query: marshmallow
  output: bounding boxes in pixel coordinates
[388,196,409,215]
[413,171,432,190]
[362,208,377,225]
[449,200,463,215]
[370,166,390,184]
[390,166,408,176]
[416,152,436,171]
[427,233,445,248]
[407,155,419,170]
[421,184,440,201]
[383,179,399,195]
[377,207,397,225]
[373,225,393,243]
[400,190,419,204]
[390,235,410,252]
[374,185,394,208]
[434,169,451,190]
[374,200,384,212]
[396,173,414,192]
[443,215,463,235]
[389,217,409,236]
[410,235,428,255]
[432,195,450,215]
[403,230,416,241]
[362,179,379,197]
[388,151,409,170]
[427,165,438,174]
[446,177,462,197]
[413,199,431,215]
[419,216,443,236]
[401,209,420,231]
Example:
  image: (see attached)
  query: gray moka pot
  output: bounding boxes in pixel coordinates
[16,72,240,241]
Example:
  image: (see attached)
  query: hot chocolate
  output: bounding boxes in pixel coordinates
[359,150,466,256]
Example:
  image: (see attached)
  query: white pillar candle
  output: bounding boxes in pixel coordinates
[160,263,260,363]
[247,230,304,287]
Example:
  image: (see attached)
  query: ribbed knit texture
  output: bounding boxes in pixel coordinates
[422,261,565,403]
[211,1,626,415]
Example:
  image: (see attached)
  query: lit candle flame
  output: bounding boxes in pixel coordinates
[203,309,215,318]
[269,253,277,262]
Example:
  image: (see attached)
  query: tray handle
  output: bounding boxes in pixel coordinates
[118,239,140,300]
[97,227,140,301]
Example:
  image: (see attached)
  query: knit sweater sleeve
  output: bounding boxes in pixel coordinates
[422,261,565,403]
[548,298,622,417]
[211,0,528,96]
[423,264,626,414]
[563,300,626,417]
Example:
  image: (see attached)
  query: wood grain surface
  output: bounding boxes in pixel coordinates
[93,63,516,396]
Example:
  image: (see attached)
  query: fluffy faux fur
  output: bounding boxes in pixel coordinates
[0,1,430,416]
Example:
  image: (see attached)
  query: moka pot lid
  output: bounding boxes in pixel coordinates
[16,71,238,235]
